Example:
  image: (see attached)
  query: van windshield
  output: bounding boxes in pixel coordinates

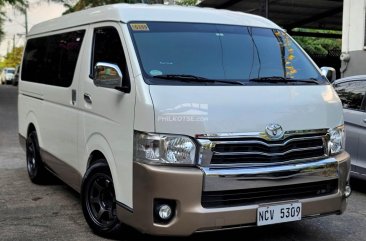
[6,69,15,74]
[129,22,326,85]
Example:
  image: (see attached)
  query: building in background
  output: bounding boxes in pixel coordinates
[199,0,344,78]
[340,0,365,78]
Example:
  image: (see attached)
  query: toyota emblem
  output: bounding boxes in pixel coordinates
[265,123,284,140]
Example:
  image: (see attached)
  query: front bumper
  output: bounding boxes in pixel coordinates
[117,152,350,236]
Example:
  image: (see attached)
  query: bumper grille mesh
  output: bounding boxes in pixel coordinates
[201,179,338,208]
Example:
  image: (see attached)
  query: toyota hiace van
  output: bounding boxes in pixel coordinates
[18,4,351,237]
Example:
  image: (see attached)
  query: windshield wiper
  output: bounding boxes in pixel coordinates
[249,76,320,84]
[153,74,245,85]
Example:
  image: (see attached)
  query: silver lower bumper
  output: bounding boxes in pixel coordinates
[202,152,350,191]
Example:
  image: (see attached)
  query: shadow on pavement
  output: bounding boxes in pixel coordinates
[350,177,366,194]
[111,220,320,241]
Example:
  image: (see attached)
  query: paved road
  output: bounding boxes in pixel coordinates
[1,84,366,241]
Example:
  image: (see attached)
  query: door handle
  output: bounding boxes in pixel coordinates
[84,93,92,104]
[71,89,76,105]
[363,119,366,123]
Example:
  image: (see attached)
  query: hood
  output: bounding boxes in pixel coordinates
[149,85,343,137]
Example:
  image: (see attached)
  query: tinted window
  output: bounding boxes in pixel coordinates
[129,22,325,85]
[334,80,366,110]
[22,30,85,87]
[91,27,129,84]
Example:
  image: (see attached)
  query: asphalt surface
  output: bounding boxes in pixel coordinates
[1,84,366,241]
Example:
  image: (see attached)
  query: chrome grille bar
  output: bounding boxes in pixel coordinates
[212,136,323,147]
[197,129,328,167]
[213,146,324,157]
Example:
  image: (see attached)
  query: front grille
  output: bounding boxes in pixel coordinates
[210,133,326,165]
[201,179,338,208]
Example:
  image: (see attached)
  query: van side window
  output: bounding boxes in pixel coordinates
[91,27,129,84]
[22,30,85,87]
[334,80,366,110]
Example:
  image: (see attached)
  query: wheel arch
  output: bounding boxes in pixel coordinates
[27,123,36,137]
[87,150,108,169]
[23,111,43,148]
[82,133,119,200]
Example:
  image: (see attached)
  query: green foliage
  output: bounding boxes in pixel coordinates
[0,47,23,68]
[62,0,198,14]
[62,0,163,14]
[176,0,198,6]
[0,0,24,5]
[293,28,341,55]
[0,0,25,42]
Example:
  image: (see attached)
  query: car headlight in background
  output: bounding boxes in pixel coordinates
[134,131,197,165]
[328,125,345,155]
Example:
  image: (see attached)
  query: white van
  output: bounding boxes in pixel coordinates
[1,67,15,85]
[18,4,351,237]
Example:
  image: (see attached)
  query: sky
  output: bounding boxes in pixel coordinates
[1,0,66,57]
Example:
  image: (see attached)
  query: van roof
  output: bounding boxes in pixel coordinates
[28,4,281,36]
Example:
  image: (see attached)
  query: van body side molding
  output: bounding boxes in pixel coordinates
[21,93,44,101]
[116,201,133,213]
[40,149,82,193]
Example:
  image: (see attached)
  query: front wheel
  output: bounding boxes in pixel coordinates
[81,161,121,237]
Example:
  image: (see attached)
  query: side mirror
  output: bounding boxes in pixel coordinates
[93,62,123,89]
[320,66,336,83]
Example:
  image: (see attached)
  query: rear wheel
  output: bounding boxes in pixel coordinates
[81,161,121,237]
[26,131,48,184]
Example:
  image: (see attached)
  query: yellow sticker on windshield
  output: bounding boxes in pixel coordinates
[130,23,149,31]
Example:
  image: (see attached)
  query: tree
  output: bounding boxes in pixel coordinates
[0,46,23,68]
[61,0,163,14]
[293,29,341,55]
[0,0,23,5]
[176,0,198,6]
[0,0,25,41]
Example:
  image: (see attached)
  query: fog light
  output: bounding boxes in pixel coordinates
[344,184,352,198]
[158,204,172,220]
[154,199,176,224]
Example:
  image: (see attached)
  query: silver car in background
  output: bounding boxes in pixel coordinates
[333,75,366,179]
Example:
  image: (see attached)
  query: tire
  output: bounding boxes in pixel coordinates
[81,161,121,238]
[26,131,48,184]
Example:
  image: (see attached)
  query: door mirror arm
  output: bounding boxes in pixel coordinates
[115,85,130,93]
[320,66,336,83]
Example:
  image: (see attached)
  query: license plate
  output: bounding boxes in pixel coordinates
[257,202,302,226]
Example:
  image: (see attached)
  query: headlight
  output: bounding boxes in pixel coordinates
[328,125,345,155]
[134,131,197,165]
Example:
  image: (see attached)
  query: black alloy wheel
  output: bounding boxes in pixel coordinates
[26,131,47,183]
[82,161,121,237]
